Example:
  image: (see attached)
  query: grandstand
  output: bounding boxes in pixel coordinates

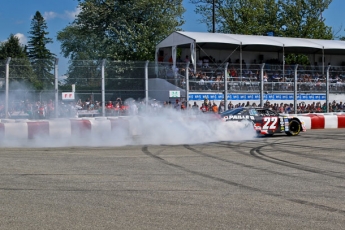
[151,31,345,107]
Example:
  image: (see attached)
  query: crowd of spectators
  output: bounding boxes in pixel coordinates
[1,95,344,119]
[147,98,345,115]
[159,56,345,93]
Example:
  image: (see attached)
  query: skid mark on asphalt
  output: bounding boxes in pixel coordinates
[141,145,345,215]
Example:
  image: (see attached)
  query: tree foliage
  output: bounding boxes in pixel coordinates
[57,0,185,61]
[27,11,56,89]
[190,0,333,39]
[0,34,37,89]
[0,34,28,59]
[279,0,332,39]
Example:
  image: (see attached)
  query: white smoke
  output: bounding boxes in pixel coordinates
[0,100,257,148]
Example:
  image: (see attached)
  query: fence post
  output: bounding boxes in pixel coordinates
[54,58,59,118]
[294,64,299,114]
[5,57,11,119]
[101,59,106,117]
[224,62,229,109]
[145,60,149,107]
[185,62,189,109]
[260,63,265,107]
[326,65,331,113]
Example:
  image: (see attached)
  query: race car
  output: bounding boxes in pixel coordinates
[219,107,306,136]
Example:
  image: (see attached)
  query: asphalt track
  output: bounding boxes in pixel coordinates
[1,130,345,230]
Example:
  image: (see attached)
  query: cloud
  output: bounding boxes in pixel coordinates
[64,6,81,20]
[43,6,81,21]
[14,33,27,45]
[1,33,27,45]
[43,11,58,20]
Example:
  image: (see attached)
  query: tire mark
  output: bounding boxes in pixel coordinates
[270,144,345,165]
[198,141,345,189]
[250,145,345,180]
[142,145,345,215]
[183,144,305,179]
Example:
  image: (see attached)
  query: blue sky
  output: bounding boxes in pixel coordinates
[0,0,344,76]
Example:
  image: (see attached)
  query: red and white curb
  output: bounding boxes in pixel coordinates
[0,117,132,140]
[296,113,345,129]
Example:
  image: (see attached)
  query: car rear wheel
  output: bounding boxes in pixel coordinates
[286,119,301,136]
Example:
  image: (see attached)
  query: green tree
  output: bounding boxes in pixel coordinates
[191,0,281,35]
[190,0,333,39]
[0,34,37,89]
[27,11,56,89]
[58,0,185,61]
[279,0,333,39]
[0,34,27,59]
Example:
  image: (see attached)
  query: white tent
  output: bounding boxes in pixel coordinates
[156,31,345,72]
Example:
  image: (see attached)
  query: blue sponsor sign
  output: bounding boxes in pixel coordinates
[209,94,216,100]
[189,93,326,101]
[274,94,282,100]
[254,94,260,100]
[246,94,254,100]
[232,94,239,100]
[239,94,246,100]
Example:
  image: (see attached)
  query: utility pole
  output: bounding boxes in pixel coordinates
[212,0,215,33]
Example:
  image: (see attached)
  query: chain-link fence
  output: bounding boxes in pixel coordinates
[0,58,344,119]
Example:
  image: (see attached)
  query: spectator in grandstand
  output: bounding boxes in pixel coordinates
[228,101,234,110]
[198,76,206,90]
[218,101,225,113]
[322,103,327,113]
[192,102,199,110]
[94,101,100,110]
[200,99,209,112]
[338,101,344,111]
[197,58,203,67]
[46,99,54,118]
[174,99,181,110]
[229,66,237,80]
[185,55,190,63]
[331,101,337,112]
[278,103,284,113]
[211,102,218,113]
[203,57,209,68]
[315,102,322,113]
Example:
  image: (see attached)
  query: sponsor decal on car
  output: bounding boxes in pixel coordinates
[223,115,254,120]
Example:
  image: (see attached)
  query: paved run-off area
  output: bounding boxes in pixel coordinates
[1,130,345,230]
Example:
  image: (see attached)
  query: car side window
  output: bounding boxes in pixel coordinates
[267,110,277,116]
[257,110,266,116]
[249,109,259,116]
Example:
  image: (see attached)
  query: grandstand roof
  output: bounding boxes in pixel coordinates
[156,31,345,55]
